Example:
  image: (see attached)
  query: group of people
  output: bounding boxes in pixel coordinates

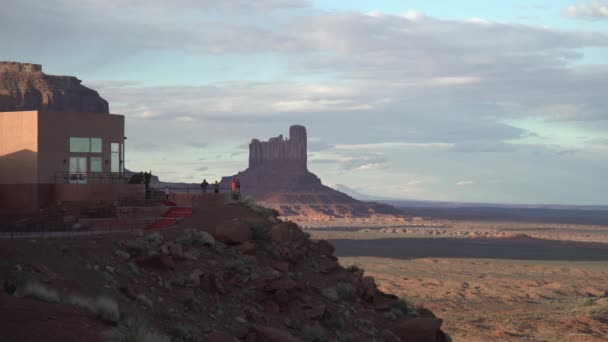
[199,178,240,200]
[199,179,220,194]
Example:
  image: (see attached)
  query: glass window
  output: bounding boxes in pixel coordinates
[111,153,119,173]
[90,157,102,172]
[91,138,102,153]
[70,137,90,153]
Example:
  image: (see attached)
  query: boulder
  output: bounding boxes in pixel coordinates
[390,317,444,342]
[201,273,226,294]
[134,254,175,270]
[238,241,256,255]
[251,326,303,342]
[316,240,335,256]
[189,269,204,287]
[269,222,306,243]
[207,331,238,342]
[215,220,251,245]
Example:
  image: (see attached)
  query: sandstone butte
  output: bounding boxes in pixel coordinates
[221,125,405,219]
[0,61,109,113]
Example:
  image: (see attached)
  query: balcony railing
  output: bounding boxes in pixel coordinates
[54,172,130,184]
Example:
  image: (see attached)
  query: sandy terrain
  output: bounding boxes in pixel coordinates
[307,221,608,341]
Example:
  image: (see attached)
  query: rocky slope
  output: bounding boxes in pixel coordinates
[0,61,109,113]
[0,199,448,341]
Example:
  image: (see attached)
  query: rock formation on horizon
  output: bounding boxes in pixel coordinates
[222,125,404,218]
[0,61,109,113]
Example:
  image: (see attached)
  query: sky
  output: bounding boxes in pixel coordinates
[2,0,608,205]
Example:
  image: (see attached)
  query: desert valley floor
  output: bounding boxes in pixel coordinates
[304,219,608,341]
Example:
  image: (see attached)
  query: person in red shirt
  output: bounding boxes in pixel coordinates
[231,178,237,201]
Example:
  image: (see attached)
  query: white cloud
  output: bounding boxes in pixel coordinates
[456,180,474,186]
[401,10,426,22]
[356,163,383,171]
[562,1,608,20]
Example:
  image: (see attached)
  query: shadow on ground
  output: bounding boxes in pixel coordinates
[329,237,608,261]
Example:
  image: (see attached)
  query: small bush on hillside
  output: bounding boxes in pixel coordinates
[23,282,60,303]
[345,265,361,273]
[336,281,357,302]
[323,316,345,330]
[169,323,201,342]
[3,280,17,295]
[176,229,215,247]
[302,324,326,342]
[243,217,268,240]
[337,333,354,342]
[65,294,95,312]
[244,197,275,218]
[94,296,121,323]
[104,316,169,342]
[143,232,164,245]
[588,304,608,323]
[136,294,153,308]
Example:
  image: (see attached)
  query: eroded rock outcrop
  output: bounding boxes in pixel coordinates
[221,125,405,218]
[0,61,109,113]
[249,125,308,171]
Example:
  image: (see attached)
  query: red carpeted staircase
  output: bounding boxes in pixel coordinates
[145,206,193,230]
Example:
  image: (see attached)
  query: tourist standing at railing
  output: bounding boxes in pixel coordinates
[231,178,237,201]
[214,181,220,194]
[164,186,170,201]
[201,179,209,193]
[236,178,241,201]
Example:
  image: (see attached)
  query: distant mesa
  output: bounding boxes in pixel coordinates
[222,125,404,219]
[0,61,109,113]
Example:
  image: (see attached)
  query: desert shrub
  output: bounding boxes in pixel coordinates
[244,197,275,218]
[345,265,361,273]
[3,280,16,295]
[323,315,345,330]
[587,304,608,323]
[337,333,354,342]
[226,257,254,275]
[211,243,226,255]
[243,217,268,240]
[65,294,95,312]
[579,298,596,307]
[383,308,404,321]
[392,298,410,314]
[143,232,164,245]
[104,316,169,342]
[336,281,357,302]
[302,324,327,342]
[176,229,215,247]
[169,323,201,342]
[136,294,153,308]
[23,282,60,303]
[94,296,121,323]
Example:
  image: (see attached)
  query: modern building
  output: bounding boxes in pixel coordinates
[0,110,143,213]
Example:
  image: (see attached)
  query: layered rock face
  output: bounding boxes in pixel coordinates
[0,61,109,113]
[249,125,308,171]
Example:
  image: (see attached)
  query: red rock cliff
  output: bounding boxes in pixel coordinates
[0,61,109,113]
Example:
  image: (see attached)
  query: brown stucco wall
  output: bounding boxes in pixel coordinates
[37,111,125,183]
[0,111,38,184]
